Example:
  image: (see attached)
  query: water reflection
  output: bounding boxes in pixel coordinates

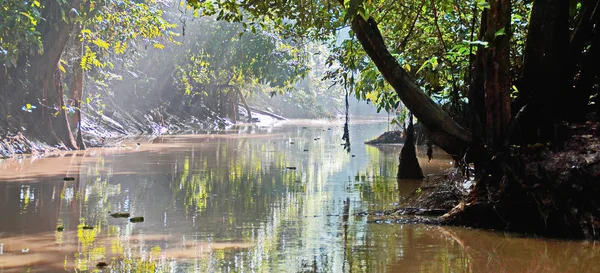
[0,120,598,272]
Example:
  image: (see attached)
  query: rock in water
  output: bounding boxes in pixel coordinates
[110,212,131,218]
[129,217,144,223]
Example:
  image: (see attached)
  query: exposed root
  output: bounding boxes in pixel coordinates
[444,122,600,239]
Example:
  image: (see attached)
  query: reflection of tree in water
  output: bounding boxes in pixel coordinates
[171,139,305,220]
[342,78,351,153]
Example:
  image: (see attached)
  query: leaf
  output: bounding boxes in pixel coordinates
[92,38,109,50]
[80,29,92,37]
[59,62,66,73]
[402,63,411,72]
[19,12,37,25]
[153,43,165,49]
[416,59,430,74]
[344,0,363,22]
[495,28,506,37]
[430,57,438,70]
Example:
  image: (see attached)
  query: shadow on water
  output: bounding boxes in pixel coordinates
[0,119,599,272]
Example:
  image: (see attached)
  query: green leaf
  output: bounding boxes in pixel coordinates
[19,12,37,25]
[344,0,363,22]
[495,28,506,37]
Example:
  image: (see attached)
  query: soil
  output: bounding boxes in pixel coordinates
[444,122,600,239]
[362,168,468,224]
[364,130,405,144]
[364,123,430,145]
[367,122,600,240]
[0,100,239,158]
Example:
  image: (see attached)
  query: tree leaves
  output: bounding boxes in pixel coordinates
[344,0,363,23]
[0,0,44,67]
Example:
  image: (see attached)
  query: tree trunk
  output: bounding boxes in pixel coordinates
[483,0,512,149]
[71,24,86,150]
[519,0,570,139]
[229,85,252,121]
[565,0,600,121]
[7,0,81,149]
[466,8,488,173]
[45,64,78,149]
[397,114,424,180]
[351,16,472,156]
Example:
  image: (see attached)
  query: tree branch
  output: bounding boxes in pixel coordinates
[351,16,472,155]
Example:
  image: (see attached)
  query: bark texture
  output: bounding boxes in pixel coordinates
[519,0,570,141]
[483,0,512,149]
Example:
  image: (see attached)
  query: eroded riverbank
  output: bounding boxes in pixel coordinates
[0,120,599,272]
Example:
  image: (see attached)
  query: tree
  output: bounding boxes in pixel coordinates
[187,0,598,152]
[186,0,600,237]
[1,0,82,149]
[166,16,308,121]
[0,0,177,148]
[186,0,478,155]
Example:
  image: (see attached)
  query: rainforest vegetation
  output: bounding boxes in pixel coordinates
[0,0,346,154]
[1,0,600,240]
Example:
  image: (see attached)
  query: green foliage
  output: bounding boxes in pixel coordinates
[78,0,178,72]
[172,17,309,100]
[0,0,43,67]
[184,0,538,116]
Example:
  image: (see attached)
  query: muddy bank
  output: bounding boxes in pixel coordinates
[370,122,600,240]
[364,123,429,145]
[364,168,467,224]
[0,100,240,158]
[444,122,600,239]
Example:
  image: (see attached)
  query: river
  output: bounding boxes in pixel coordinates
[0,120,598,272]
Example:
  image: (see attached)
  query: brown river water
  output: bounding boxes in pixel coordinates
[0,120,599,272]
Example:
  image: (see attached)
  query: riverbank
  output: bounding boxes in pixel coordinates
[370,122,600,240]
[0,102,235,158]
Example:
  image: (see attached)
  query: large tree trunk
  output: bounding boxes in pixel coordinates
[483,0,512,149]
[35,0,79,149]
[4,0,81,149]
[565,0,600,121]
[351,16,472,156]
[518,0,570,141]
